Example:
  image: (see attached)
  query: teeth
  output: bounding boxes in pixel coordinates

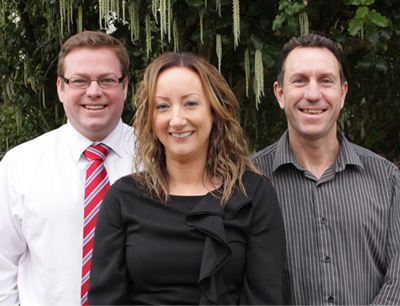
[85,105,105,110]
[171,131,193,138]
[302,109,324,114]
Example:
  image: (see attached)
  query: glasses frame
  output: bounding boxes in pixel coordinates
[61,76,125,89]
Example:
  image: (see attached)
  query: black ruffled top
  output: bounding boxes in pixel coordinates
[88,171,286,305]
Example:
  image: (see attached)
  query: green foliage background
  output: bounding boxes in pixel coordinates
[1,0,399,164]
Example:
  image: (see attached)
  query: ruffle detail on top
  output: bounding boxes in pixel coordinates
[185,189,252,305]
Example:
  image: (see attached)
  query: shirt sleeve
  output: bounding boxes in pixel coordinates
[370,167,400,305]
[0,153,26,306]
[240,176,286,305]
[87,180,130,305]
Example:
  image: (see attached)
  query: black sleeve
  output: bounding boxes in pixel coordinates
[88,180,130,305]
[240,176,286,305]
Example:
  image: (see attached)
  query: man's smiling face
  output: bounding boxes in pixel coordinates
[274,46,348,143]
[57,47,127,142]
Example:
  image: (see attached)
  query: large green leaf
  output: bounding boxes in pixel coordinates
[278,0,291,11]
[373,57,388,72]
[393,24,400,36]
[263,54,275,69]
[249,34,264,50]
[355,6,369,19]
[272,13,286,31]
[380,28,392,42]
[348,17,364,36]
[368,10,388,27]
[366,31,379,47]
[332,29,347,44]
[357,58,372,70]
[285,3,305,16]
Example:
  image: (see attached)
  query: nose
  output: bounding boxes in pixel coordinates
[85,80,103,98]
[169,106,186,128]
[304,80,322,102]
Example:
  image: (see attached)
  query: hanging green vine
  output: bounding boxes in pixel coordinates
[299,11,309,35]
[122,0,126,23]
[245,48,250,97]
[173,17,178,52]
[216,0,221,17]
[146,14,152,58]
[216,34,222,72]
[254,49,264,107]
[199,10,204,44]
[233,0,240,48]
[129,2,140,43]
[78,5,83,33]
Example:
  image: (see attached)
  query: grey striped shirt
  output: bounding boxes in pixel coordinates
[251,130,400,305]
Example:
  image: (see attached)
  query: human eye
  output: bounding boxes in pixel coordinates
[290,75,306,86]
[322,78,333,84]
[155,102,169,111]
[99,77,118,87]
[70,77,89,87]
[186,101,199,107]
[320,78,335,87]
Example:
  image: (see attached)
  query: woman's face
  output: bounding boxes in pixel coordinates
[152,67,214,164]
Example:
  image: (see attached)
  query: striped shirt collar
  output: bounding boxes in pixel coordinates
[273,130,365,173]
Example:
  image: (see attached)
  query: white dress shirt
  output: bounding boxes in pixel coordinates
[0,120,136,306]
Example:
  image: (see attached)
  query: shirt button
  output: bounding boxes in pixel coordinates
[325,256,331,263]
[321,217,327,224]
[328,296,334,303]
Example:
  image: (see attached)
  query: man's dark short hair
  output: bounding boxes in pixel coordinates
[277,33,346,86]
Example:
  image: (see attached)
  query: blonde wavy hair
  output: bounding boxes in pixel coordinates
[133,52,260,205]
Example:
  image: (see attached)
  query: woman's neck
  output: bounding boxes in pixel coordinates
[166,155,221,196]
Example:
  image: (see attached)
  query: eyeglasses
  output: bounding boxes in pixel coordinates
[61,76,125,89]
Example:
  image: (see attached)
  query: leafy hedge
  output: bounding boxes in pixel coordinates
[1,0,399,164]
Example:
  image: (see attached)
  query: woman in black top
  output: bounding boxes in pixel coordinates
[88,52,286,305]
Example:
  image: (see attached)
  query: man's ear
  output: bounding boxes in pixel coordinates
[274,81,285,110]
[122,77,128,100]
[340,81,348,110]
[57,77,64,103]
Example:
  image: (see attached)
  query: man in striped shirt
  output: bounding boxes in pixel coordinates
[252,33,400,305]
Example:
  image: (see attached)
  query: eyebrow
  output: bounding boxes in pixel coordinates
[154,93,201,100]
[319,72,337,79]
[289,72,338,80]
[68,72,121,78]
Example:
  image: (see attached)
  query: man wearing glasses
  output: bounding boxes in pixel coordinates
[0,31,135,305]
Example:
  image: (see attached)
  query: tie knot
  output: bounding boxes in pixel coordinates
[84,144,110,162]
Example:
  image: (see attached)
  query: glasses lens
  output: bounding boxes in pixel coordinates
[69,77,90,88]
[98,77,119,88]
[66,77,121,88]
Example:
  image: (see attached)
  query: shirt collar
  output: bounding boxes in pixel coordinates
[335,131,364,172]
[273,130,364,173]
[98,119,127,159]
[65,119,126,161]
[273,130,304,172]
